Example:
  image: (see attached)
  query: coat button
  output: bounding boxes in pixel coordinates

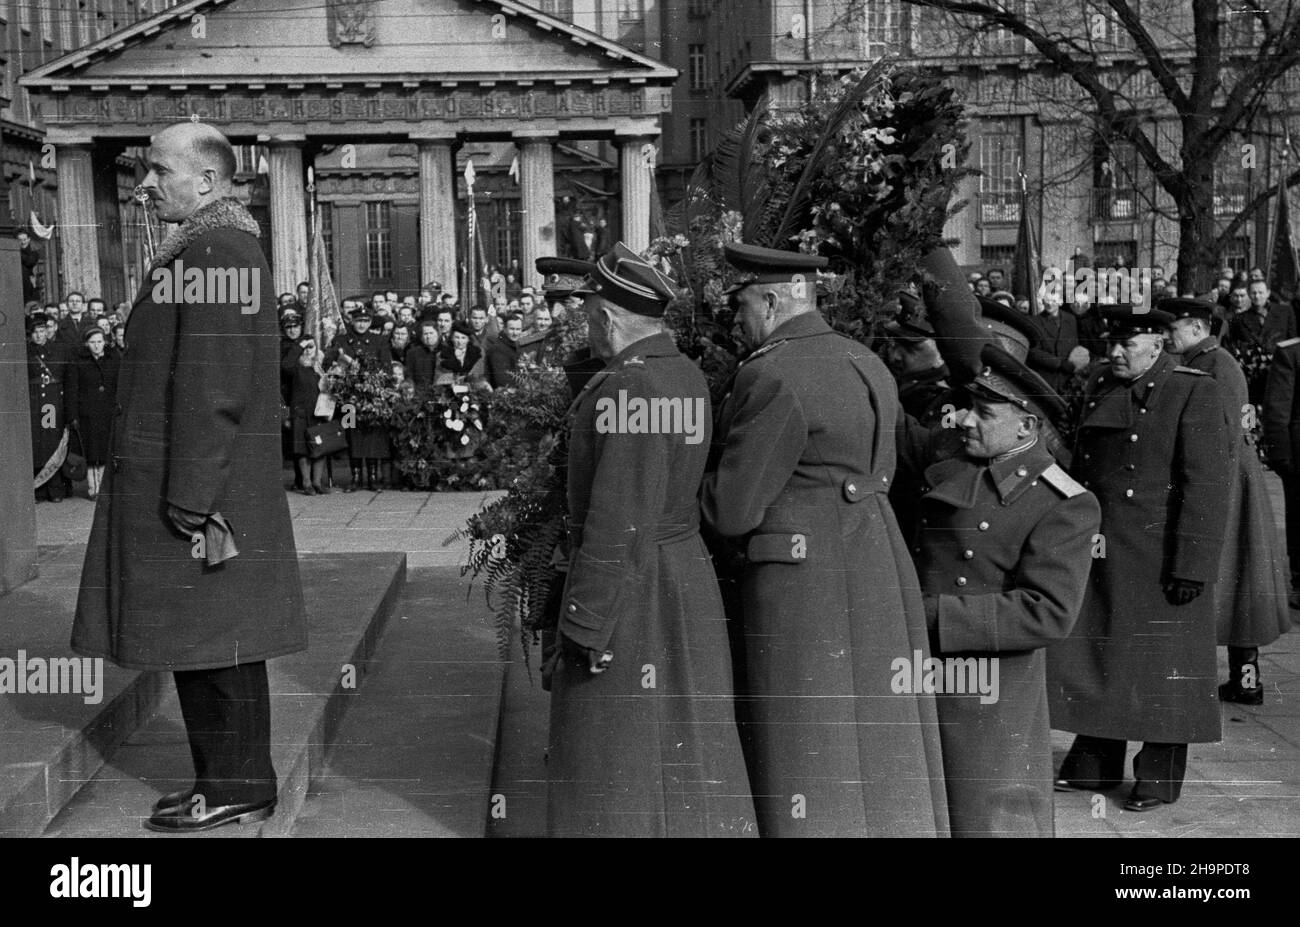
[956,577,967,586]
[847,483,858,495]
[978,521,989,531]
[1088,401,1096,408]
[963,549,974,559]
[1125,464,1135,471]
[1147,382,1155,388]
[1125,489,1134,498]
[1015,466,1027,477]
[1139,408,1147,414]
[1129,434,1138,442]
[568,604,577,613]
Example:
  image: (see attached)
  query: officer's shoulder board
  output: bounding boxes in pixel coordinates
[621,355,646,368]
[1277,336,1300,349]
[1173,365,1210,375]
[1040,463,1088,499]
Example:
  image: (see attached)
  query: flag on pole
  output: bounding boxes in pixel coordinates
[309,226,341,350]
[464,158,478,306]
[1266,171,1299,300]
[1011,172,1040,315]
[508,155,519,185]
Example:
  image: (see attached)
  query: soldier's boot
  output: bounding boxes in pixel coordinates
[1218,646,1263,705]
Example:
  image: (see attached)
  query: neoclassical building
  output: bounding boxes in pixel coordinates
[19,0,676,302]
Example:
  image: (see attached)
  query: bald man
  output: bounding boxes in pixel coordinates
[72,123,306,832]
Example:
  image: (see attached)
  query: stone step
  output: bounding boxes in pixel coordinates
[287,568,505,837]
[6,551,406,838]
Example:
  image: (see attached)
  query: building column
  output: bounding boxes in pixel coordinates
[618,134,657,255]
[516,133,557,289]
[56,143,102,299]
[268,139,309,297]
[415,136,458,293]
[0,238,36,593]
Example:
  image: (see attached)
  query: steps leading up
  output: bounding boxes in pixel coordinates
[0,549,406,838]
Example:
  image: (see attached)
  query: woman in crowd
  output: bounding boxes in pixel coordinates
[65,327,120,499]
[287,335,331,495]
[438,320,484,386]
[406,320,441,396]
[389,324,411,365]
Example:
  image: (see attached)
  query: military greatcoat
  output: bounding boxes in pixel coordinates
[1047,353,1229,743]
[902,435,1100,837]
[1179,336,1290,647]
[547,331,756,838]
[702,311,950,838]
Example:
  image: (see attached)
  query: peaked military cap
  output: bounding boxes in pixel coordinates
[575,241,677,317]
[1101,304,1175,339]
[721,242,829,295]
[884,290,935,341]
[977,297,1039,362]
[536,256,595,300]
[1158,297,1216,322]
[967,342,1067,426]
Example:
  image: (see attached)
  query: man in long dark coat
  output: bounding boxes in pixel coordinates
[544,243,755,837]
[1048,306,1229,812]
[1265,338,1300,612]
[895,247,1100,837]
[702,242,949,837]
[71,123,305,833]
[1163,298,1290,705]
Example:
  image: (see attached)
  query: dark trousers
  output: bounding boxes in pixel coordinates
[1282,473,1300,589]
[1059,735,1188,803]
[173,661,276,806]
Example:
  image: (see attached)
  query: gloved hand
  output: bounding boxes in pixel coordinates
[1162,578,1204,606]
[167,503,208,535]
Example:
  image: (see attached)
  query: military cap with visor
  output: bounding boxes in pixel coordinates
[721,242,829,295]
[1101,304,1175,339]
[571,241,678,318]
[536,256,595,301]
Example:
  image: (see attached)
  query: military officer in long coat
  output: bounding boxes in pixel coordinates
[893,246,1100,837]
[27,311,71,502]
[71,123,305,832]
[1048,306,1229,812]
[1264,337,1300,611]
[1163,298,1290,705]
[701,242,949,838]
[545,243,755,837]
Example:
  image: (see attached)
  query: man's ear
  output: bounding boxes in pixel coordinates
[1018,413,1039,438]
[197,167,217,196]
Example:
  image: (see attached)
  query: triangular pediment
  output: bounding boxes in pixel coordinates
[22,0,675,89]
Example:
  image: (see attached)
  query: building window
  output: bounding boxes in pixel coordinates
[1224,3,1257,48]
[1093,136,1138,221]
[978,119,1022,225]
[689,44,707,91]
[365,202,392,281]
[493,200,519,270]
[1094,241,1137,269]
[320,203,336,277]
[617,0,646,53]
[40,1,53,43]
[19,0,31,32]
[979,244,1017,267]
[1089,3,1135,50]
[688,0,710,16]
[690,118,708,162]
[60,0,75,50]
[861,0,902,58]
[538,0,573,18]
[1214,148,1249,218]
[1222,236,1251,273]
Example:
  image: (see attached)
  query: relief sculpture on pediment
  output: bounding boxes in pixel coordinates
[328,0,377,48]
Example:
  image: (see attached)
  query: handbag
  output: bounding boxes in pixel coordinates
[62,426,88,481]
[305,420,348,459]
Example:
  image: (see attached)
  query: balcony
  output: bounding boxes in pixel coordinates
[1214,183,1249,218]
[979,191,1020,226]
[1092,187,1138,222]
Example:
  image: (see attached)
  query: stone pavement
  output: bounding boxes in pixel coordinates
[26,476,1300,838]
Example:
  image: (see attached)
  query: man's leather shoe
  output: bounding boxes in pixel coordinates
[1218,680,1264,705]
[143,798,275,833]
[1123,794,1169,812]
[152,788,195,813]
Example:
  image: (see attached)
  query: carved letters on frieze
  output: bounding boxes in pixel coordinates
[53,87,668,128]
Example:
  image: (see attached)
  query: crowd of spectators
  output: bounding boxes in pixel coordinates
[277,279,583,493]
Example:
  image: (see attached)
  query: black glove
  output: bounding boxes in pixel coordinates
[1162,578,1204,606]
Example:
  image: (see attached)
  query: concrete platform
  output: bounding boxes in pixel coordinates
[1,547,405,838]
